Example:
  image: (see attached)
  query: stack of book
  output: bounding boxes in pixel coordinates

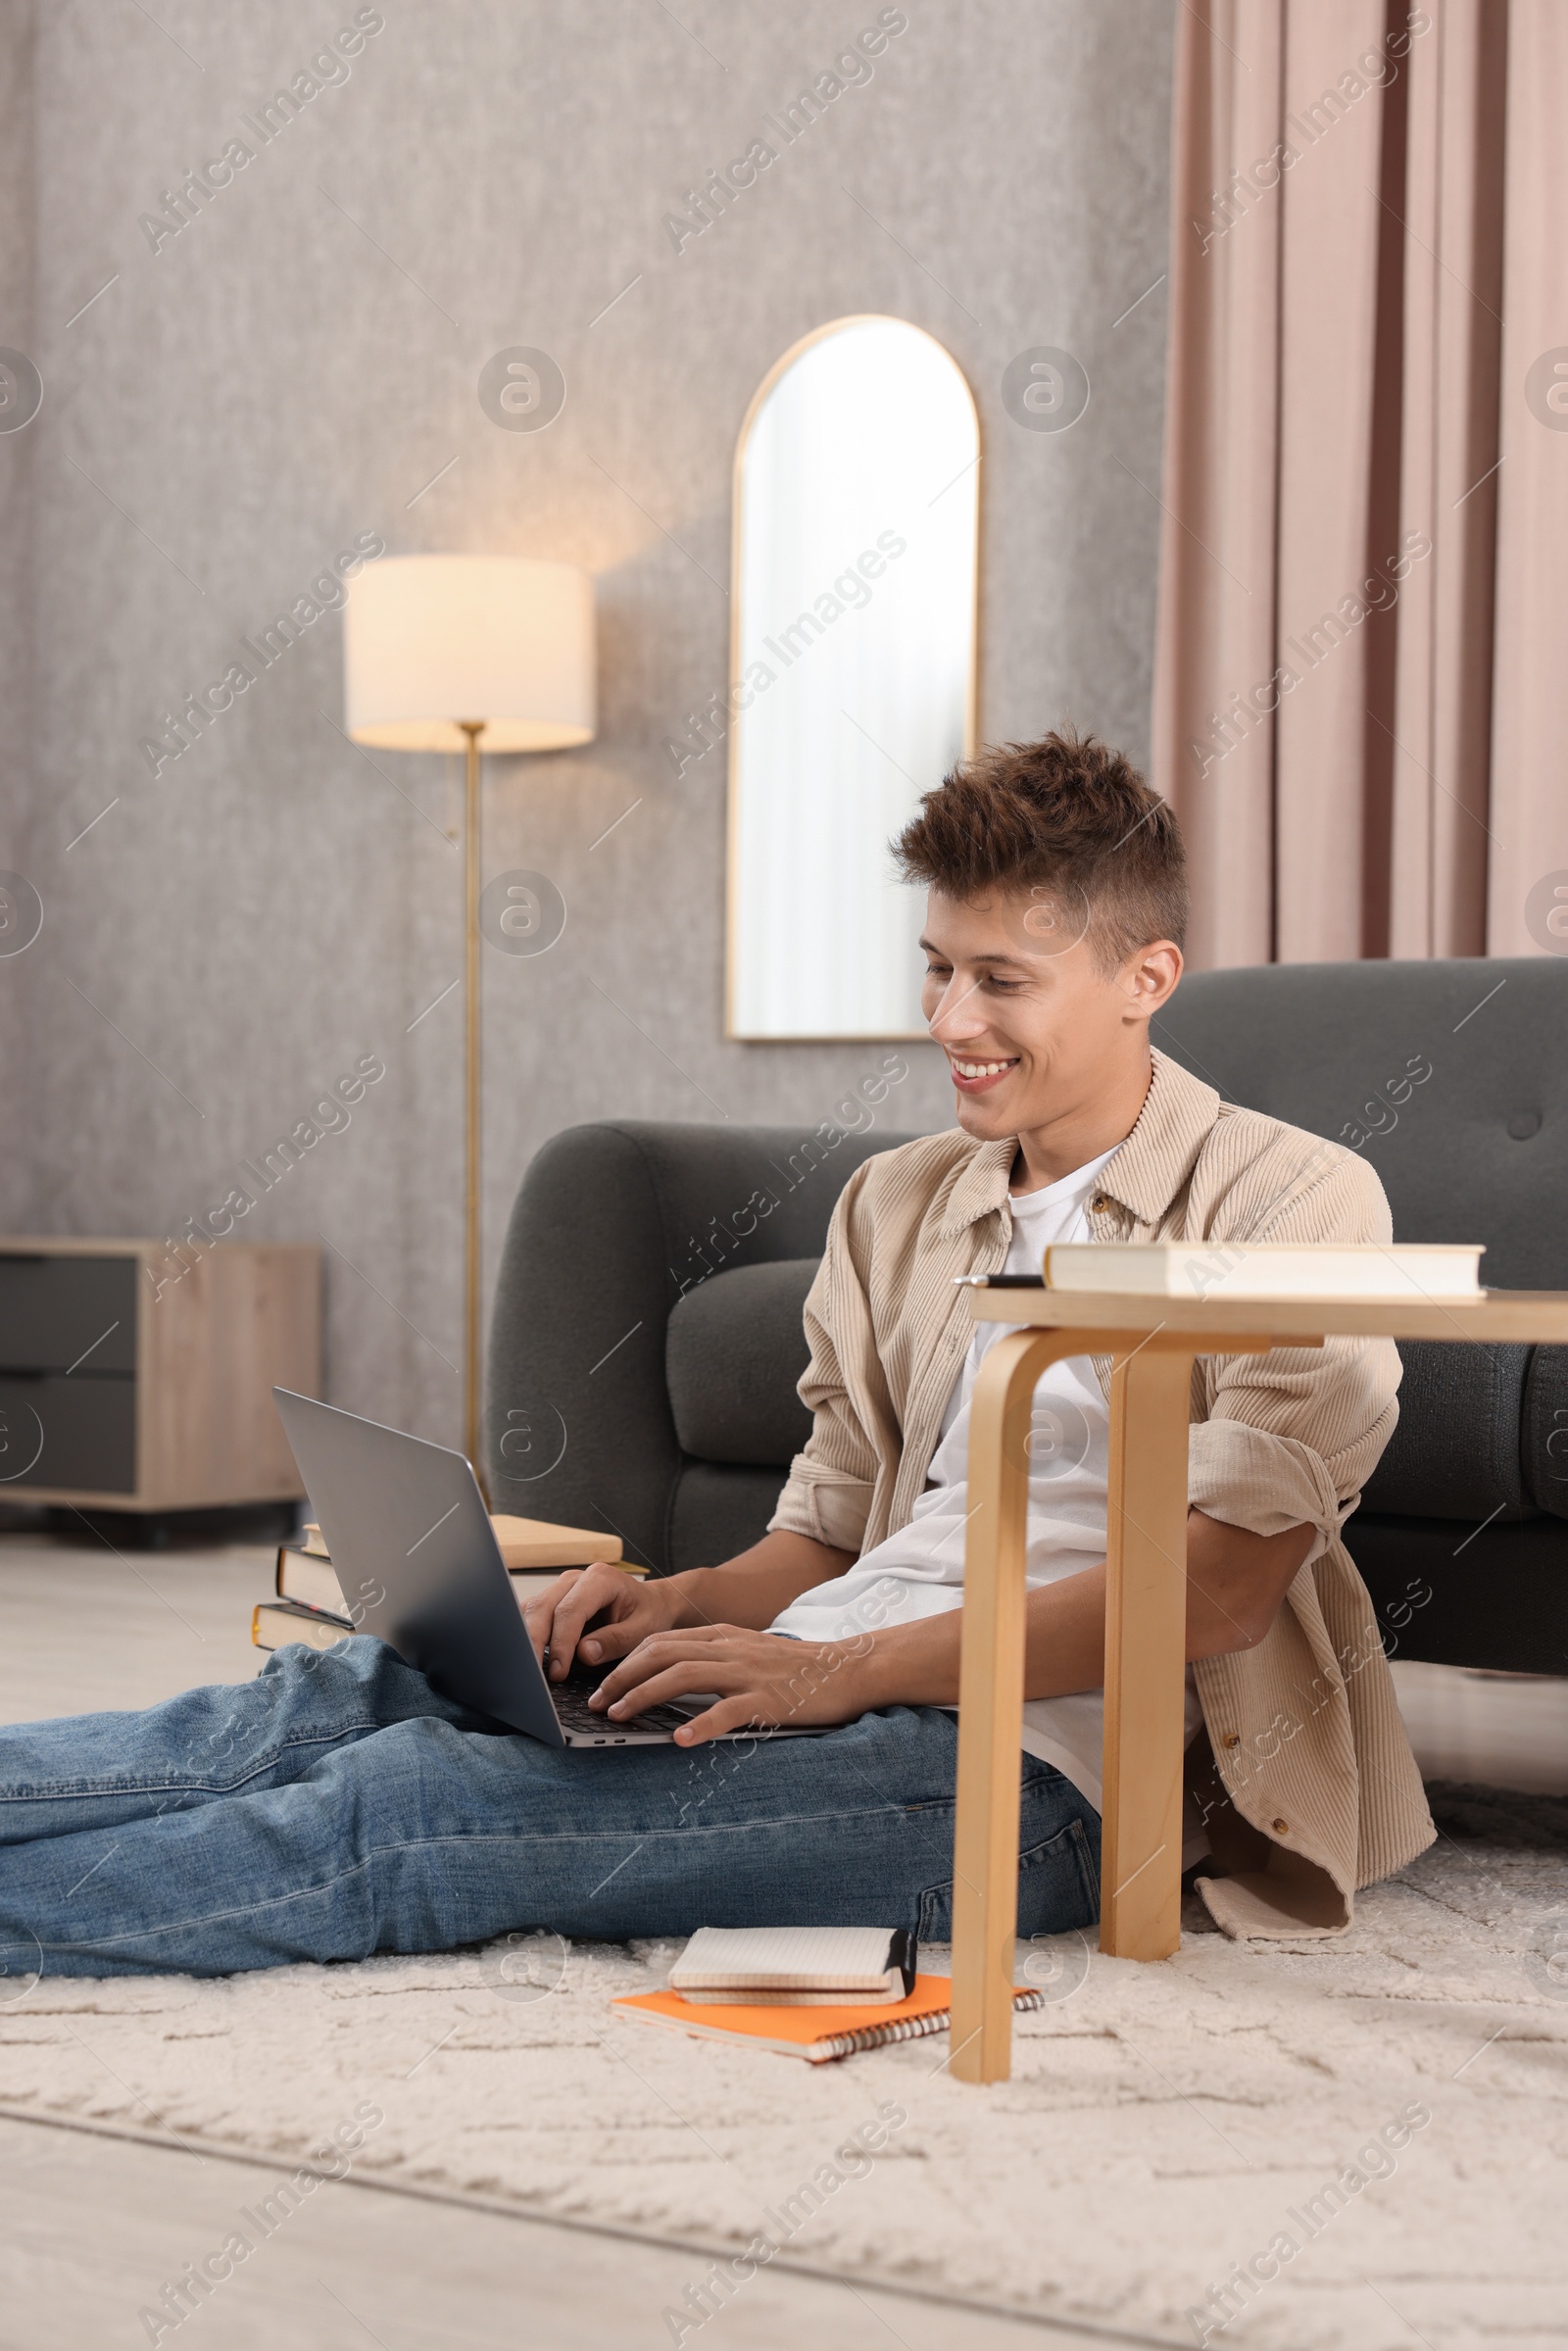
[252,1515,642,1653]
[613,1927,1048,2063]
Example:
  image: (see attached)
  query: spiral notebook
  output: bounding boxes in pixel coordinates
[612,1975,1046,2063]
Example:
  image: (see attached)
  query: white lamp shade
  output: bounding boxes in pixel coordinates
[343,554,596,754]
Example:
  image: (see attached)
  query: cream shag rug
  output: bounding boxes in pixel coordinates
[2,1786,1565,2351]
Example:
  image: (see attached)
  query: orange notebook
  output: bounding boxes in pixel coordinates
[612,1974,1046,2063]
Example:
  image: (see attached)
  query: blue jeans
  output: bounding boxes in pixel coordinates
[0,1638,1101,1980]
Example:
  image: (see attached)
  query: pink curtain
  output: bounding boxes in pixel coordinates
[1487,2,1568,954]
[1152,0,1567,968]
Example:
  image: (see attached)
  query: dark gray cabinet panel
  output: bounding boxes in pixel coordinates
[0,1376,136,1492]
[0,1256,137,1375]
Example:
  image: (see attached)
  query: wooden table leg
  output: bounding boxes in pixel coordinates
[951,1323,1283,2079]
[1098,1346,1197,1961]
[949,1326,1101,2085]
[1096,1334,1278,1959]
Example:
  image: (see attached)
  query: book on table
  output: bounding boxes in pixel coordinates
[1042,1240,1484,1301]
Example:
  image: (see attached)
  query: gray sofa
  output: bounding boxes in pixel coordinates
[487,957,1568,1676]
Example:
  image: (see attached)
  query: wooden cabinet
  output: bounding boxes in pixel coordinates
[0,1240,319,1511]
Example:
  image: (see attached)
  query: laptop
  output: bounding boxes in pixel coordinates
[271,1389,815,1748]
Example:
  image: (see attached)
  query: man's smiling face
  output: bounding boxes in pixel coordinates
[919,885,1177,1149]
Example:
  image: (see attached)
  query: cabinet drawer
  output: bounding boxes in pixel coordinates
[0,1375,136,1493]
[0,1256,137,1375]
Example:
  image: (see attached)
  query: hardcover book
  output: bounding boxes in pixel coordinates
[274,1516,637,1619]
[1042,1240,1484,1301]
[669,1925,917,2006]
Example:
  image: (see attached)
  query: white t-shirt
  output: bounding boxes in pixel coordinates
[771,1146,1203,1828]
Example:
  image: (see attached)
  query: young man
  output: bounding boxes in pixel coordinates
[0,734,1432,1980]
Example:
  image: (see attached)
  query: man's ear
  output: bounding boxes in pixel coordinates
[1119,939,1184,1022]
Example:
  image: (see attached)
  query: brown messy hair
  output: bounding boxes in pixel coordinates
[894,730,1187,973]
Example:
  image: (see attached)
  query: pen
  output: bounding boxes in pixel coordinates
[953,1273,1047,1288]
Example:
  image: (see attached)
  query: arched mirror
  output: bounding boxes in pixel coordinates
[726,317,980,1040]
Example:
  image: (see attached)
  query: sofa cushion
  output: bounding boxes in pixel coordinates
[1359,1341,1535,1522]
[1343,1513,1568,1673]
[1153,956,1568,1288]
[666,1259,817,1466]
[668,1274,1545,1517]
[487,1120,916,1574]
[1523,1346,1568,1520]
[668,1461,790,1571]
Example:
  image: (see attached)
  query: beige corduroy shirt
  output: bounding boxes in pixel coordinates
[768,1049,1436,1939]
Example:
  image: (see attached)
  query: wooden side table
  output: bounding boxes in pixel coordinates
[0,1239,319,1514]
[949,1287,1568,2085]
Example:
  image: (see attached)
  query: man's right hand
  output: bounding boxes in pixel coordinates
[520,1562,702,1682]
[521,1532,858,1684]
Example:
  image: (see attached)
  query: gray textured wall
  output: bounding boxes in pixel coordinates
[0,0,34,1233]
[1,0,1172,1445]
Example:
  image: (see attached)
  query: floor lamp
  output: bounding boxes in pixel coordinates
[343,554,596,1482]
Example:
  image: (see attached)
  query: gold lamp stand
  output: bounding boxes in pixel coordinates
[460,719,486,1491]
[341,554,596,1482]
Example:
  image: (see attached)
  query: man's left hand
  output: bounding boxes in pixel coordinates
[588,1625,870,1744]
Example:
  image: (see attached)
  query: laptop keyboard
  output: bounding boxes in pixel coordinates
[550,1667,692,1739]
